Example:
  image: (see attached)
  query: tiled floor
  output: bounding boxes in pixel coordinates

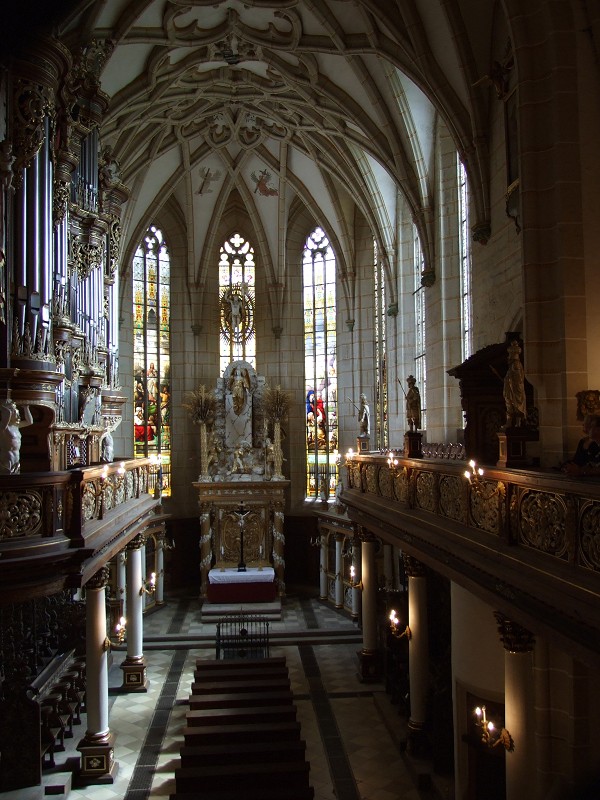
[45,593,451,800]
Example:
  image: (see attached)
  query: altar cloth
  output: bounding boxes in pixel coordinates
[207,567,276,602]
[208,567,275,584]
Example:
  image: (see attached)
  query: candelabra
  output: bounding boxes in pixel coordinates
[389,609,412,640]
[139,571,156,596]
[115,616,127,644]
[473,705,514,751]
[464,459,484,483]
[349,565,363,590]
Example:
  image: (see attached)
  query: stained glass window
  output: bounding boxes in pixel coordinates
[219,232,256,374]
[133,226,171,496]
[304,227,338,499]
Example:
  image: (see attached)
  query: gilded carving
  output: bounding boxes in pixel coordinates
[468,480,502,534]
[415,471,436,513]
[0,490,43,539]
[579,500,600,572]
[365,464,378,494]
[86,564,110,590]
[519,490,569,560]
[378,465,392,498]
[439,474,467,523]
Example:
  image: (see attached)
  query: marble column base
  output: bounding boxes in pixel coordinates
[356,647,381,683]
[77,732,118,784]
[119,657,149,692]
[407,718,429,758]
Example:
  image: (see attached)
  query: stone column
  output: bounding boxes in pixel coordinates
[351,535,361,621]
[318,528,328,601]
[383,543,393,590]
[272,500,286,597]
[495,613,536,800]
[357,530,380,682]
[334,533,344,608]
[404,554,429,756]
[77,565,118,784]
[199,502,212,598]
[155,533,165,605]
[116,551,126,618]
[120,534,148,691]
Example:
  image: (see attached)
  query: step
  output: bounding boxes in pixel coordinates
[174,760,311,792]
[179,738,306,767]
[186,704,297,727]
[182,720,302,745]
[188,689,294,710]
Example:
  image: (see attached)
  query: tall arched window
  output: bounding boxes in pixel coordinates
[458,159,472,361]
[219,232,256,374]
[374,239,388,449]
[303,227,338,499]
[133,225,171,495]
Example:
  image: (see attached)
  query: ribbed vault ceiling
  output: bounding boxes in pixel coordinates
[20,1,499,282]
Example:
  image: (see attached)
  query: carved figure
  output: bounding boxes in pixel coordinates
[406,375,421,431]
[228,367,251,415]
[503,341,526,428]
[358,393,370,436]
[0,400,33,474]
[100,431,114,463]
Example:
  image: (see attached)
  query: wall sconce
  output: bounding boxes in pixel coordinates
[349,565,363,590]
[310,535,321,548]
[389,609,412,640]
[345,448,354,464]
[115,616,127,644]
[474,706,514,752]
[140,571,156,596]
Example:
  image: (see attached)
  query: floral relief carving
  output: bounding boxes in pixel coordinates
[379,466,392,499]
[518,490,569,560]
[439,474,466,523]
[579,500,600,572]
[415,471,436,513]
[469,480,503,534]
[0,491,43,538]
[365,464,378,494]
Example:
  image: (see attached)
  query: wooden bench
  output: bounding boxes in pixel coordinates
[188,689,294,710]
[182,720,302,746]
[170,788,314,800]
[190,676,291,693]
[195,656,287,672]
[186,704,297,727]
[174,760,312,793]
[179,738,307,768]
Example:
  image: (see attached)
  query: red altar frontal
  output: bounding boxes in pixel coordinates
[207,567,277,603]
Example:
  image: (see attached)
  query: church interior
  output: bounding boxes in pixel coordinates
[1,1,599,799]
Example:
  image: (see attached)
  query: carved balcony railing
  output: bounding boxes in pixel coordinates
[0,459,160,599]
[342,453,600,665]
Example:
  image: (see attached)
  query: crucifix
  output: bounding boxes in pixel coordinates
[233,501,251,572]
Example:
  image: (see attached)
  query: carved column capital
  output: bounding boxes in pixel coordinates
[126,533,146,551]
[402,553,426,577]
[494,612,535,653]
[86,564,110,590]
